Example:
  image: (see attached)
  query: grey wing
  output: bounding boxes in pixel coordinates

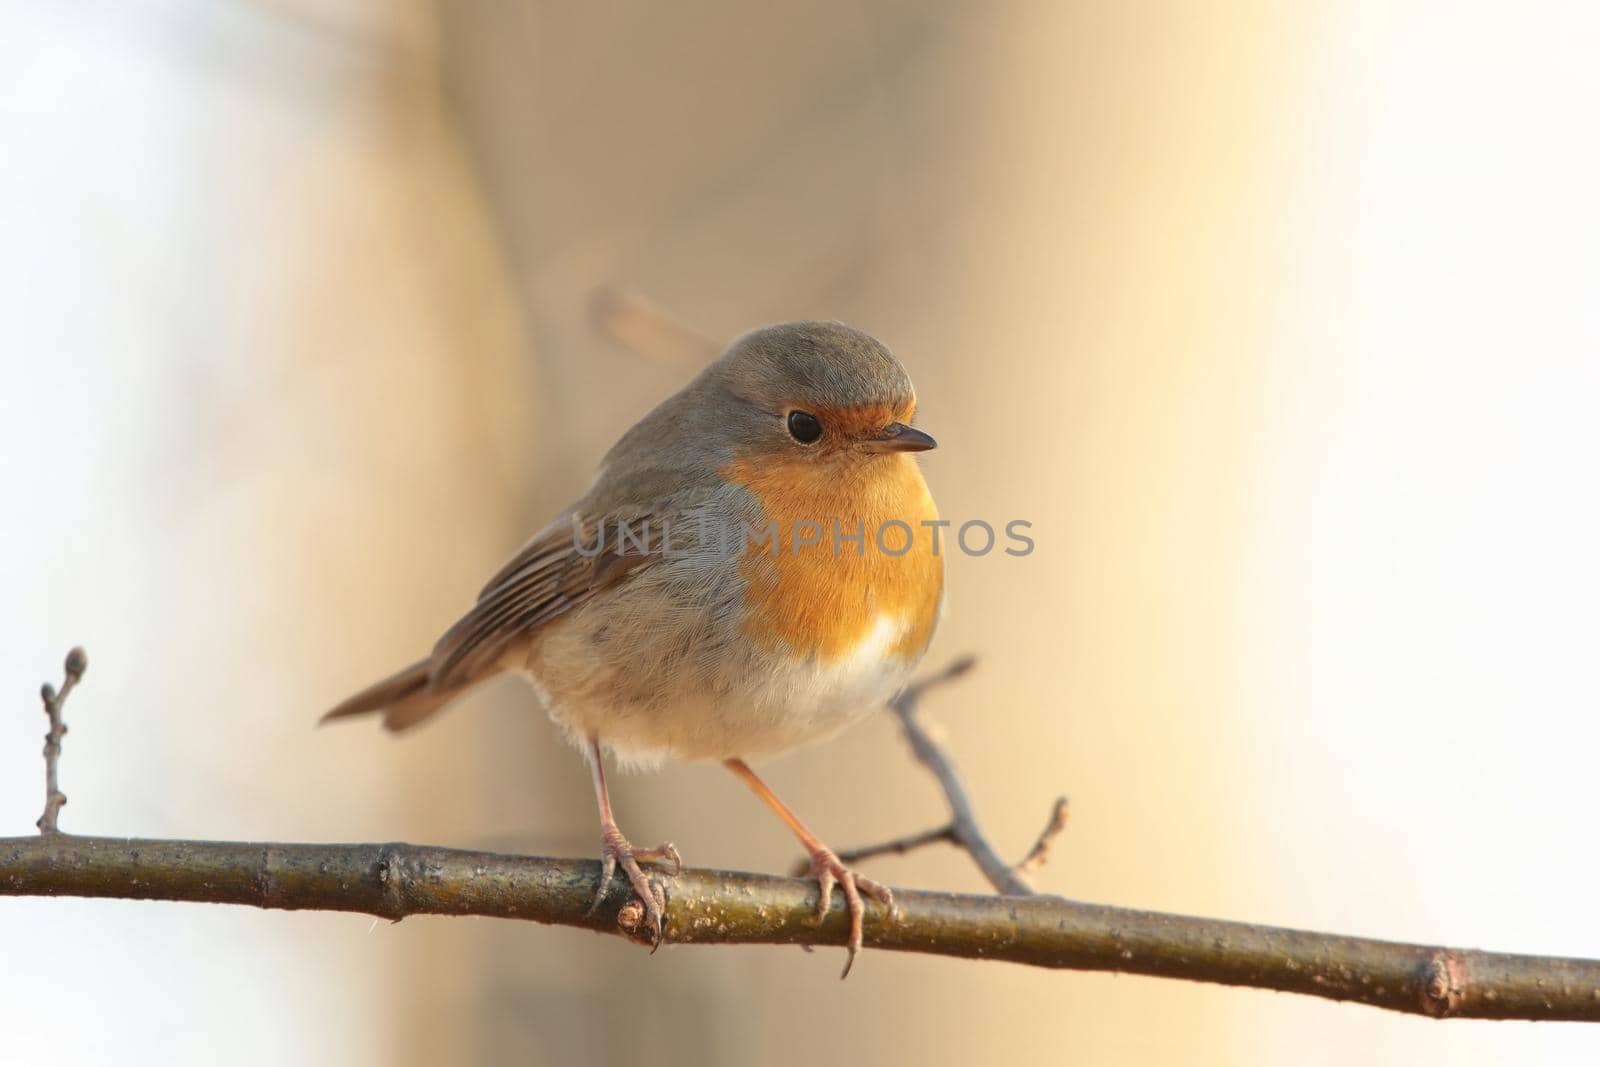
[427,512,656,688]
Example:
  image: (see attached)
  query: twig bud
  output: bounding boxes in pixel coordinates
[945,655,978,680]
[64,647,87,680]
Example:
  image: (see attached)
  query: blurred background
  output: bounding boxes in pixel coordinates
[3,1,1599,1063]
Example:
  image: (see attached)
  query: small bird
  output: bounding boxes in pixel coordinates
[324,321,943,974]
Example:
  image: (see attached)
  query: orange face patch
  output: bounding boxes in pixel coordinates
[791,402,911,446]
[722,426,943,664]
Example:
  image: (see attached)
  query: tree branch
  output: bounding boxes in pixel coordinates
[12,646,1600,1022]
[3,833,1598,1021]
[590,287,721,368]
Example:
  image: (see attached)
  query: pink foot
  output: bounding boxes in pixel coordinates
[805,845,895,978]
[590,825,681,947]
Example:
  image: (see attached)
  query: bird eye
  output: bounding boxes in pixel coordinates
[786,410,823,444]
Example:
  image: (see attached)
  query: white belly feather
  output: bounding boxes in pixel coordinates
[525,611,918,769]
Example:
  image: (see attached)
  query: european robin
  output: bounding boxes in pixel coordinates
[324,321,943,974]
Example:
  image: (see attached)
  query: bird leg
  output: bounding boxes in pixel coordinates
[724,757,894,978]
[585,737,681,946]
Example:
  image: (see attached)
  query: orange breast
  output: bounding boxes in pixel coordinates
[722,452,944,663]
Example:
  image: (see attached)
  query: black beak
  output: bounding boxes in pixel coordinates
[863,422,937,453]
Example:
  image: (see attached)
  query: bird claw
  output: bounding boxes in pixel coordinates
[589,828,680,949]
[806,846,895,979]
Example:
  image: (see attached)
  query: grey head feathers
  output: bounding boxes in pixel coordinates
[590,322,914,509]
[709,321,915,415]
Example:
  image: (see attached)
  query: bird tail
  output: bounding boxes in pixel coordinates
[320,659,472,733]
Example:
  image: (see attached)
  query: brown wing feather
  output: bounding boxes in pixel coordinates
[427,513,656,688]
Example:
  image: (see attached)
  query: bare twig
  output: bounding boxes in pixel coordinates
[590,287,721,367]
[36,647,87,834]
[794,657,1063,889]
[4,833,1600,1021]
[816,658,1065,889]
[881,656,1058,895]
[1015,796,1070,877]
[793,823,957,877]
